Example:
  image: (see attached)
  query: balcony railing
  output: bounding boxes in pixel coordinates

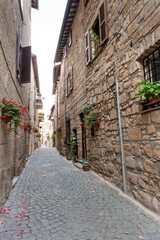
[36,98,43,109]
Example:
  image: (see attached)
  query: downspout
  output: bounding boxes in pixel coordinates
[114,39,127,194]
[56,84,59,148]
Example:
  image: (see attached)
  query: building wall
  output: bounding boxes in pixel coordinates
[28,59,39,155]
[0,0,31,208]
[56,0,160,213]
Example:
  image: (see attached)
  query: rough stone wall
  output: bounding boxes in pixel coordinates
[0,0,31,209]
[57,0,160,213]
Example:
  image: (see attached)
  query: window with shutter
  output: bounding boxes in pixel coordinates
[69,67,73,91]
[85,31,91,65]
[63,46,67,59]
[66,67,73,96]
[16,28,31,84]
[18,0,24,19]
[32,0,39,9]
[99,2,108,44]
[61,83,65,103]
[85,1,108,64]
[21,46,31,83]
[84,0,89,6]
[68,31,72,47]
[66,118,71,144]
[16,28,22,78]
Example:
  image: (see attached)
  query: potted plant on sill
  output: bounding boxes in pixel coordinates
[136,80,160,109]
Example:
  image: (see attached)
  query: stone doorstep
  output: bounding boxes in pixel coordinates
[73,161,83,170]
[73,160,90,171]
[12,176,19,187]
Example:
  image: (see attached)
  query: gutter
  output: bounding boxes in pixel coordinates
[113,34,127,194]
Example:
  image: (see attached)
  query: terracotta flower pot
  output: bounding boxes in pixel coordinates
[82,163,90,171]
[145,98,160,106]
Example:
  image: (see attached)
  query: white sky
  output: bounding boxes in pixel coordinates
[31,0,67,117]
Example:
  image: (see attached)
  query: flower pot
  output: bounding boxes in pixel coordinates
[82,163,90,171]
[145,98,160,106]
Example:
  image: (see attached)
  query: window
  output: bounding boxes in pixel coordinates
[66,118,71,144]
[32,0,39,9]
[61,83,65,103]
[19,0,23,19]
[85,1,108,65]
[68,31,72,47]
[16,28,31,84]
[63,46,67,59]
[16,29,22,77]
[85,31,91,65]
[84,0,89,6]
[143,48,160,82]
[66,67,73,96]
[99,2,108,44]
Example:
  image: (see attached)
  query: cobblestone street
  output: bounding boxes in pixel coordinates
[0,147,160,240]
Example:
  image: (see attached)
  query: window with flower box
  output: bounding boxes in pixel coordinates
[143,47,160,82]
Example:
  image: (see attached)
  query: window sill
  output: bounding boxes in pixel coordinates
[140,106,160,114]
[91,47,103,63]
[140,98,160,113]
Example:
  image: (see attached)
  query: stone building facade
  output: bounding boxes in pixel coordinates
[0,0,38,209]
[29,54,43,155]
[53,0,160,213]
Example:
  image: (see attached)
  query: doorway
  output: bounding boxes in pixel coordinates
[80,113,87,160]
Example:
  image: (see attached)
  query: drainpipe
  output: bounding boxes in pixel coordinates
[114,40,127,194]
[56,84,59,148]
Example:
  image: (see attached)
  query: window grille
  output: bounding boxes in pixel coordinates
[143,48,160,82]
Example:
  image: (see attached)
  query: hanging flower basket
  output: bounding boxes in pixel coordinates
[0,97,33,135]
[1,114,13,124]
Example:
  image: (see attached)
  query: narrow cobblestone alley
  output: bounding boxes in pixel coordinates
[0,147,160,240]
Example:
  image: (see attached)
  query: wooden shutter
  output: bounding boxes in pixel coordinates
[85,31,91,65]
[99,2,108,44]
[66,118,71,144]
[84,0,89,6]
[66,67,73,96]
[20,46,31,83]
[63,46,67,58]
[16,29,22,77]
[68,31,72,47]
[69,67,73,91]
[32,0,39,9]
[61,83,65,103]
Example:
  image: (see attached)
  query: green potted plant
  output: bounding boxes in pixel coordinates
[81,104,100,135]
[82,159,90,171]
[85,111,99,128]
[71,133,78,161]
[136,80,160,106]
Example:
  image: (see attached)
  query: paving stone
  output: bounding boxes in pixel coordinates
[0,147,160,239]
